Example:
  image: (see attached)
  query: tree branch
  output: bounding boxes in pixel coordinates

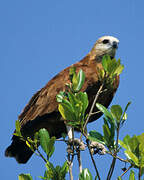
[119,165,132,178]
[86,139,101,180]
[139,167,141,180]
[36,148,47,163]
[83,84,104,131]
[106,126,120,180]
[67,127,75,180]
[107,151,129,163]
[77,148,82,174]
[80,84,104,179]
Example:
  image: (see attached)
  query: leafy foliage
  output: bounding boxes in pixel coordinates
[79,168,93,180]
[102,55,124,77]
[69,66,85,93]
[39,161,69,180]
[13,120,23,138]
[39,129,56,159]
[18,174,33,180]
[56,68,88,129]
[89,102,130,151]
[129,170,136,180]
[119,133,144,168]
[98,55,124,91]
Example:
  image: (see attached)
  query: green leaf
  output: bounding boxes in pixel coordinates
[119,135,139,153]
[68,92,78,108]
[79,168,93,180]
[70,66,78,91]
[25,139,35,152]
[39,128,50,155]
[58,103,76,121]
[103,124,111,146]
[76,92,89,114]
[60,161,69,177]
[111,105,123,123]
[62,98,74,110]
[69,66,76,75]
[18,174,33,180]
[56,91,66,102]
[74,69,85,92]
[119,139,128,150]
[102,56,124,77]
[125,150,139,166]
[137,133,144,167]
[107,58,118,75]
[43,170,50,179]
[45,162,54,178]
[16,120,21,132]
[89,131,105,144]
[47,137,56,159]
[15,120,22,137]
[117,177,122,180]
[123,135,131,147]
[121,102,131,123]
[129,136,139,154]
[38,176,48,180]
[129,170,135,180]
[124,101,131,113]
[102,55,109,71]
[113,64,124,75]
[141,167,144,176]
[96,103,114,120]
[69,66,77,85]
[119,134,144,167]
[122,112,127,121]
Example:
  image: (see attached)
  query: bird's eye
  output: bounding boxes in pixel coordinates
[102,39,109,44]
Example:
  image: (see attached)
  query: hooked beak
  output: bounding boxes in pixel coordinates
[112,41,118,49]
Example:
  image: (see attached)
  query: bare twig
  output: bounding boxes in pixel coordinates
[86,139,101,180]
[107,158,116,180]
[67,156,74,180]
[119,165,132,178]
[81,84,104,179]
[36,148,47,163]
[139,167,141,180]
[107,151,129,163]
[77,149,82,173]
[90,111,101,115]
[67,127,75,180]
[56,139,68,142]
[83,84,104,131]
[106,127,120,180]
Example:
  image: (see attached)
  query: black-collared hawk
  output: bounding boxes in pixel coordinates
[5,36,119,163]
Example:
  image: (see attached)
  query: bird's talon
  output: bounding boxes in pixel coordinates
[90,141,107,155]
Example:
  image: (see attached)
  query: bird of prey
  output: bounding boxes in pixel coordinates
[5,36,120,163]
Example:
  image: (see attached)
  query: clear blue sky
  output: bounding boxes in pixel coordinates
[0,0,143,179]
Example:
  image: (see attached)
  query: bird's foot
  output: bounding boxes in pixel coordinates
[67,138,86,154]
[89,141,107,155]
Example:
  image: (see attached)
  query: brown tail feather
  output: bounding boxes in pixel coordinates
[5,136,33,164]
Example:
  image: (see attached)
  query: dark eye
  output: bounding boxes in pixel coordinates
[102,39,109,44]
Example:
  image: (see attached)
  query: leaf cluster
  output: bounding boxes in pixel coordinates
[39,161,69,180]
[88,102,131,151]
[56,68,88,129]
[98,55,124,88]
[119,133,144,169]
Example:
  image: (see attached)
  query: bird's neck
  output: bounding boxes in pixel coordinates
[87,50,104,63]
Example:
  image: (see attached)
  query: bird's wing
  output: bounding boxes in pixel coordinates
[19,54,119,128]
[19,55,99,127]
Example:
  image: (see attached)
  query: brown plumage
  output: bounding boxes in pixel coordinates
[5,36,120,163]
